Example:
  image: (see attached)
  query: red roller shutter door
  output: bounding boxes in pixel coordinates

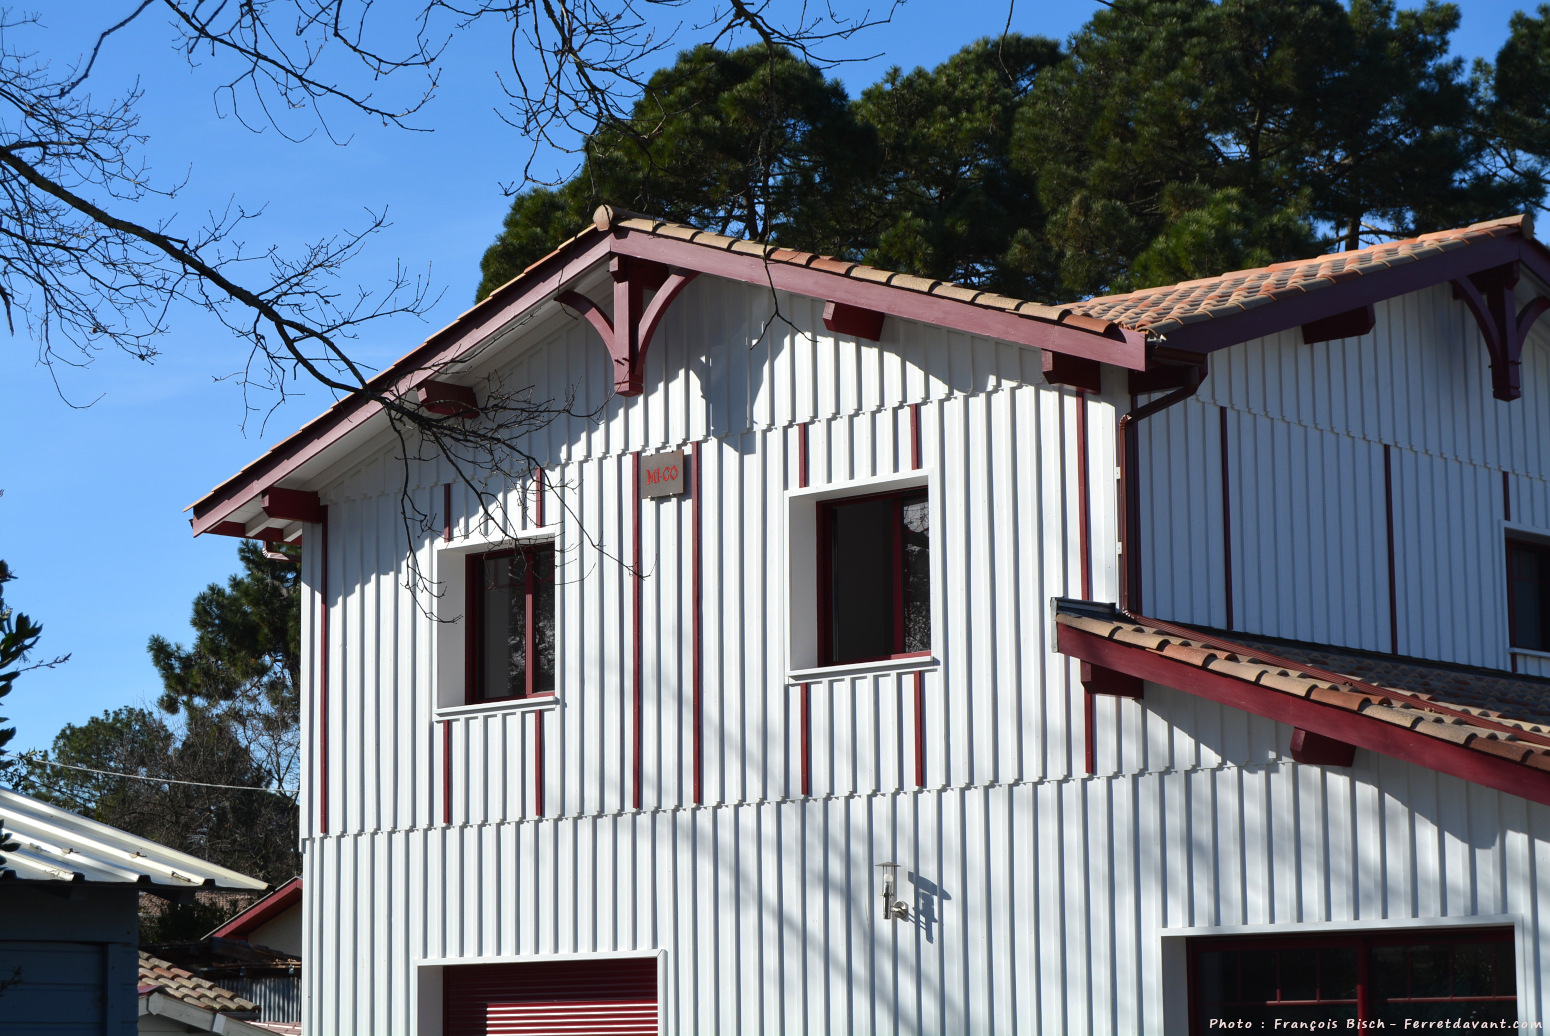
[443,958,658,1036]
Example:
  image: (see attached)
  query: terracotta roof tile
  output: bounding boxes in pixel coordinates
[1067,215,1533,337]
[138,953,260,1015]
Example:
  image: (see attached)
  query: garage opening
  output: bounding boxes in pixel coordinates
[443,957,658,1036]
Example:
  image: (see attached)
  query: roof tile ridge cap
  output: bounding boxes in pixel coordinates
[592,203,662,231]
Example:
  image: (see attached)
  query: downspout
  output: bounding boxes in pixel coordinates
[1116,361,1204,615]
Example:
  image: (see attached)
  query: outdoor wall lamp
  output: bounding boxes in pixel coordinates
[877,862,910,922]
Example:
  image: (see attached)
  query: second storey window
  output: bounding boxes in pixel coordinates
[467,545,556,702]
[1508,538,1550,651]
[818,489,931,666]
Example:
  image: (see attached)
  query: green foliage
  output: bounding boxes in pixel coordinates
[479,4,1550,309]
[139,897,246,945]
[0,559,44,772]
[14,541,301,885]
[855,35,1064,299]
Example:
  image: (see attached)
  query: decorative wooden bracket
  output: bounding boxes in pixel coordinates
[1043,352,1103,393]
[823,300,885,341]
[416,380,478,417]
[1289,727,1355,767]
[1451,262,1550,402]
[556,256,699,396]
[1081,661,1144,699]
[1301,305,1375,345]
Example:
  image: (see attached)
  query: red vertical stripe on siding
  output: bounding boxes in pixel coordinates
[441,719,452,825]
[443,483,452,542]
[1504,469,1512,522]
[1083,687,1096,776]
[909,403,922,470]
[797,422,809,489]
[318,506,330,835]
[1385,444,1399,655]
[1220,407,1234,631]
[913,670,925,787]
[800,682,811,797]
[691,441,704,805]
[533,710,545,817]
[535,467,546,527]
[1076,394,1092,600]
[632,451,644,811]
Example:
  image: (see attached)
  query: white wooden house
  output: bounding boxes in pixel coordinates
[191,207,1550,1032]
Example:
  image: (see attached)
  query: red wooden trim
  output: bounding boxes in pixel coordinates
[535,467,546,527]
[318,506,330,835]
[823,300,885,341]
[1504,469,1512,522]
[1056,623,1550,807]
[691,441,704,805]
[1120,395,1142,613]
[415,380,478,416]
[800,682,811,797]
[913,670,925,788]
[1076,394,1092,600]
[210,876,303,938]
[1290,727,1355,766]
[909,403,922,471]
[797,422,809,489]
[533,710,545,817]
[1300,304,1375,344]
[614,233,1147,369]
[1083,678,1096,776]
[1385,444,1399,655]
[262,487,323,524]
[1219,407,1234,631]
[441,719,452,824]
[442,483,452,543]
[632,451,644,810]
[559,259,699,396]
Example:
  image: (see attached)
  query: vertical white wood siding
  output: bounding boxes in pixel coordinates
[1139,283,1550,670]
[297,274,1550,1033]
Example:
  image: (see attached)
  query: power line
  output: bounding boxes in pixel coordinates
[19,756,295,798]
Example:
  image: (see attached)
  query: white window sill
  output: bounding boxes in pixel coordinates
[1510,646,1550,662]
[788,655,939,683]
[435,694,561,720]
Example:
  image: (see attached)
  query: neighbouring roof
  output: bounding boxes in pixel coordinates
[207,880,300,942]
[1069,214,1545,351]
[0,786,267,891]
[1054,601,1550,804]
[139,953,261,1015]
[208,876,302,941]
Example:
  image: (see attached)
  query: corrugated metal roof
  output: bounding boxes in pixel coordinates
[0,786,268,890]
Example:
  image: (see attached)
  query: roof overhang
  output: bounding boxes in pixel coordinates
[189,212,1145,538]
[1055,607,1550,807]
[1145,231,1550,357]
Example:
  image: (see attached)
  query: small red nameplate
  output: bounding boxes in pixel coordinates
[640,450,686,498]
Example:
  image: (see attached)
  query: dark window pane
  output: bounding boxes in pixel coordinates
[1453,943,1496,998]
[901,494,931,653]
[532,547,556,693]
[828,497,896,664]
[1238,949,1277,1003]
[478,554,524,700]
[1369,945,1407,1002]
[1510,542,1549,650]
[1322,947,1359,1001]
[1280,947,1318,1002]
[1196,951,1230,1007]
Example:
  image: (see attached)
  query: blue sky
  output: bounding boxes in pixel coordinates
[0,0,1535,754]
